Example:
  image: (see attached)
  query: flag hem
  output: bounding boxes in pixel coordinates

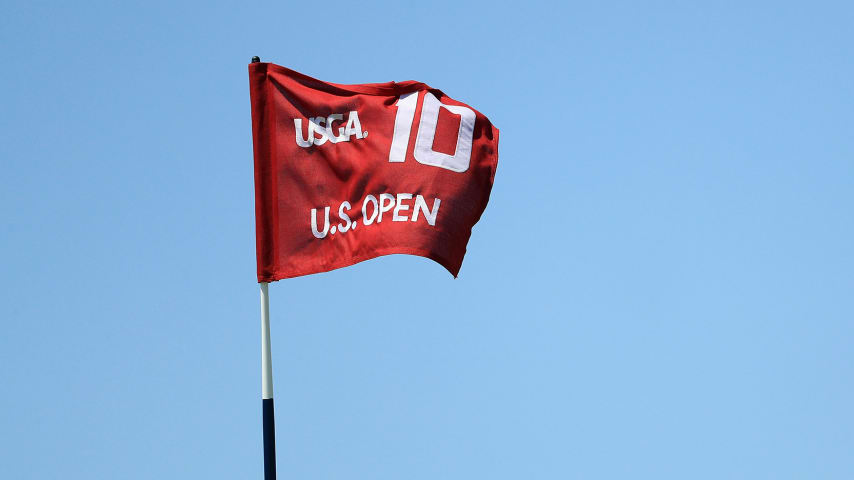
[257,246,461,282]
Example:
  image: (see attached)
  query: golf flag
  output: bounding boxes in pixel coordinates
[249,62,499,281]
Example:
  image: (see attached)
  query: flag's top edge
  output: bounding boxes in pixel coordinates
[251,62,433,97]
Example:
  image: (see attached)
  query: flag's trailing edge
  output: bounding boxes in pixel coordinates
[249,62,499,282]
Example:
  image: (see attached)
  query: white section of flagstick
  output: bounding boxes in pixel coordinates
[260,282,273,400]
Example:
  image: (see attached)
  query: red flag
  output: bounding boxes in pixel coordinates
[249,62,499,281]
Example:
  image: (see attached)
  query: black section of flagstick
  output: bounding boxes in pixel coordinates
[252,56,260,63]
[263,398,277,480]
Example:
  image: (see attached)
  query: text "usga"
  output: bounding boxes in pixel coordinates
[294,111,367,147]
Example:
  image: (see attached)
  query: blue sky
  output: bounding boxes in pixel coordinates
[2,1,852,478]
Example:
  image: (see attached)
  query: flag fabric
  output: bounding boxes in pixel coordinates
[249,62,499,282]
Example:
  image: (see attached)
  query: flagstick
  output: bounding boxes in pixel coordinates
[260,282,276,480]
[251,54,275,480]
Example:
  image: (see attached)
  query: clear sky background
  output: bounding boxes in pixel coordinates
[2,1,852,479]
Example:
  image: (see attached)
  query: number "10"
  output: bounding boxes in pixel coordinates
[387,91,476,173]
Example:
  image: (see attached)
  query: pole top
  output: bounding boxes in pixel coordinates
[251,56,261,63]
